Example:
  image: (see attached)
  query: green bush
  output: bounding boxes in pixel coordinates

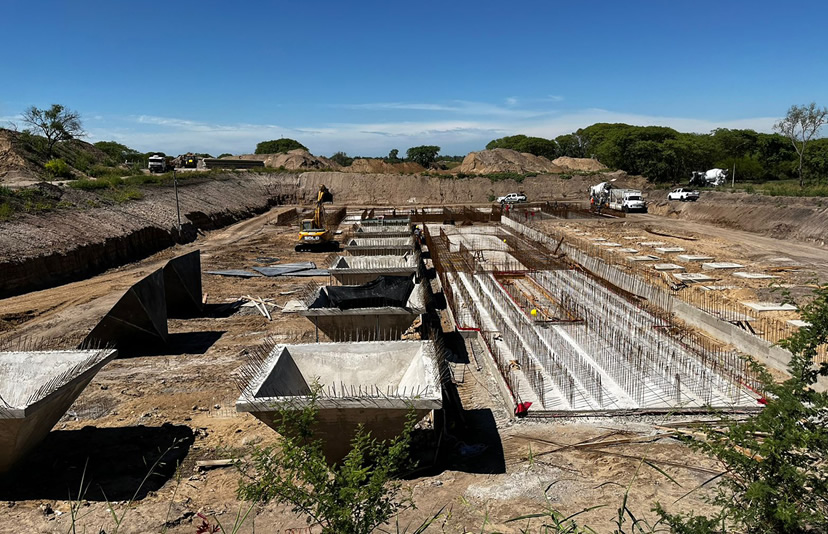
[44,158,73,179]
[0,202,13,220]
[69,178,113,191]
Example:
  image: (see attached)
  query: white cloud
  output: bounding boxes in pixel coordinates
[84,108,778,157]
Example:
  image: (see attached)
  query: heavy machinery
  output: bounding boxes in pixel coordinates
[588,181,613,212]
[296,185,337,252]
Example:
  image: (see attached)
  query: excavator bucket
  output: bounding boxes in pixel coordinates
[320,189,333,203]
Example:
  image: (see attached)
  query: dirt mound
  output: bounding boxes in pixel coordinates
[0,128,111,183]
[343,159,425,174]
[229,149,341,170]
[457,148,565,175]
[552,156,607,172]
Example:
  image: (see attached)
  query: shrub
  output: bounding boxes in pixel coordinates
[44,158,73,179]
[0,202,13,220]
[69,178,112,191]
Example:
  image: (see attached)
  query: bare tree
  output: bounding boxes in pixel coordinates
[773,102,828,187]
[21,104,85,158]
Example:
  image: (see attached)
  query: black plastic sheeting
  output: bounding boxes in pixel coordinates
[326,276,414,310]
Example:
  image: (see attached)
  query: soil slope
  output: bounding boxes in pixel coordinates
[648,191,828,244]
[229,149,341,170]
[458,148,565,174]
[342,158,425,174]
[553,156,607,172]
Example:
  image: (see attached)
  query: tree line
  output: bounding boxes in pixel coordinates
[487,103,828,184]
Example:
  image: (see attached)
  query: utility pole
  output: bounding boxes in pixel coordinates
[732,162,736,188]
[173,169,181,232]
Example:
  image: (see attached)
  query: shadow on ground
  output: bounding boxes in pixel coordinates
[118,330,225,357]
[0,424,194,501]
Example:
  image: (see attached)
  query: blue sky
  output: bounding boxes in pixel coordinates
[2,0,827,157]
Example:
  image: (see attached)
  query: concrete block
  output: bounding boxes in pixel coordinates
[788,320,812,328]
[677,255,714,262]
[627,255,660,262]
[0,349,117,472]
[699,285,737,291]
[236,341,441,462]
[598,242,622,247]
[329,254,418,285]
[589,237,607,241]
[741,302,798,312]
[733,272,778,279]
[653,263,685,272]
[673,273,716,283]
[638,241,665,247]
[613,248,639,253]
[83,269,168,348]
[702,262,744,270]
[163,250,203,318]
[654,247,685,253]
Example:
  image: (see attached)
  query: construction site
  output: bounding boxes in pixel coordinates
[0,169,827,533]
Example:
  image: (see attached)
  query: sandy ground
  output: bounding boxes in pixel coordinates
[1,205,820,533]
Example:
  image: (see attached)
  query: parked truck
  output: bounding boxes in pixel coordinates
[147,154,171,173]
[608,189,647,213]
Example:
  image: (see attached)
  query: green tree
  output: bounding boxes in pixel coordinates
[255,138,307,154]
[486,134,559,160]
[406,145,440,168]
[803,138,828,180]
[388,148,400,162]
[329,151,353,166]
[237,388,415,534]
[554,133,586,158]
[217,153,233,158]
[774,102,828,187]
[21,104,85,158]
[658,284,828,533]
[93,141,144,165]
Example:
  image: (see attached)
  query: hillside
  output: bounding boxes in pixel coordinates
[228,149,341,170]
[0,128,112,183]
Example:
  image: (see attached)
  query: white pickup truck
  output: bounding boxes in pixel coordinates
[496,192,527,204]
[667,188,700,202]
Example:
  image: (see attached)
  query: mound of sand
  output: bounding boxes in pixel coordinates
[229,150,341,170]
[552,156,607,172]
[457,148,565,175]
[343,159,426,174]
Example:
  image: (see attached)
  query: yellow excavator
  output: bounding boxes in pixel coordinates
[295,185,337,252]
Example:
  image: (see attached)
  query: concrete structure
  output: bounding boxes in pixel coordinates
[627,255,660,262]
[236,341,441,461]
[344,237,415,256]
[0,349,117,472]
[299,278,428,341]
[163,250,203,317]
[328,253,419,285]
[702,262,744,270]
[733,272,778,279]
[83,269,168,348]
[674,273,717,283]
[354,223,411,239]
[741,302,798,312]
[677,255,714,262]
[654,247,685,254]
[653,263,685,271]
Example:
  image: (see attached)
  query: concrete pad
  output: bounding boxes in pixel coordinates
[653,263,685,272]
[699,285,737,291]
[654,247,685,253]
[741,302,798,312]
[589,237,607,241]
[598,242,622,247]
[0,349,117,472]
[673,273,716,283]
[677,255,714,262]
[702,262,744,270]
[627,255,660,262]
[163,250,203,318]
[623,236,646,240]
[613,248,638,253]
[638,241,665,247]
[732,272,779,279]
[236,341,441,462]
[83,269,168,348]
[788,320,812,328]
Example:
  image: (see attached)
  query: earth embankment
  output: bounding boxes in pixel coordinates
[0,174,291,298]
[647,191,828,244]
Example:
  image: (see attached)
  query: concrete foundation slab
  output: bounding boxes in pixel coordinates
[83,269,168,348]
[699,285,737,291]
[702,262,744,270]
[0,349,117,472]
[653,263,685,271]
[733,272,778,279]
[613,248,639,253]
[627,255,660,262]
[598,242,622,247]
[741,302,798,312]
[654,247,685,253]
[674,273,717,283]
[677,255,714,262]
[236,341,441,462]
[163,250,203,318]
[590,237,607,241]
[638,241,666,246]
